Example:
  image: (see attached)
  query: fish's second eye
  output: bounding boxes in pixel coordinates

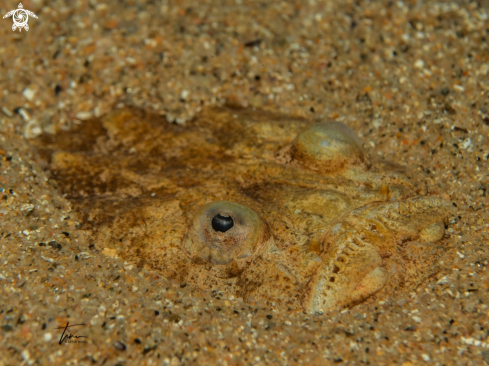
[291,121,369,172]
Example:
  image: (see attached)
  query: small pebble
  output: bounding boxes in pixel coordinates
[102,248,117,258]
[75,111,93,120]
[24,120,42,139]
[1,106,13,117]
[460,138,472,150]
[20,203,35,215]
[180,90,190,101]
[18,108,31,121]
[22,87,36,102]
[436,276,449,285]
[414,59,425,69]
[412,316,422,323]
[114,341,127,351]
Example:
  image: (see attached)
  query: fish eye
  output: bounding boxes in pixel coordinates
[185,201,266,265]
[212,213,234,232]
[291,122,369,172]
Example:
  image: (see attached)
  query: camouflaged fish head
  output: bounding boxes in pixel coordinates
[34,108,454,313]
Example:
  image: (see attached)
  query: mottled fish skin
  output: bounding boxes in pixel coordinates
[33,107,455,312]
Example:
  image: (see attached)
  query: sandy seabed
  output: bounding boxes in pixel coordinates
[1,0,489,365]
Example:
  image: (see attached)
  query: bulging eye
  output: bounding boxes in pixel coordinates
[185,201,266,265]
[291,122,369,172]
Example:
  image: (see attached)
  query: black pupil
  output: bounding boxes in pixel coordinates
[212,214,234,232]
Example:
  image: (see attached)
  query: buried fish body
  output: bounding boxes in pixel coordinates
[34,108,454,313]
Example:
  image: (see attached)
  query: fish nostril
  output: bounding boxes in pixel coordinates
[212,213,234,232]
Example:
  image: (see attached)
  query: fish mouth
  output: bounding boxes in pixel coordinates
[302,196,452,313]
[301,233,388,314]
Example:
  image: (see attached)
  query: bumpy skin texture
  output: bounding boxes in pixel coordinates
[34,108,454,313]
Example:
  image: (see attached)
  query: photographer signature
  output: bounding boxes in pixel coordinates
[55,322,88,345]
